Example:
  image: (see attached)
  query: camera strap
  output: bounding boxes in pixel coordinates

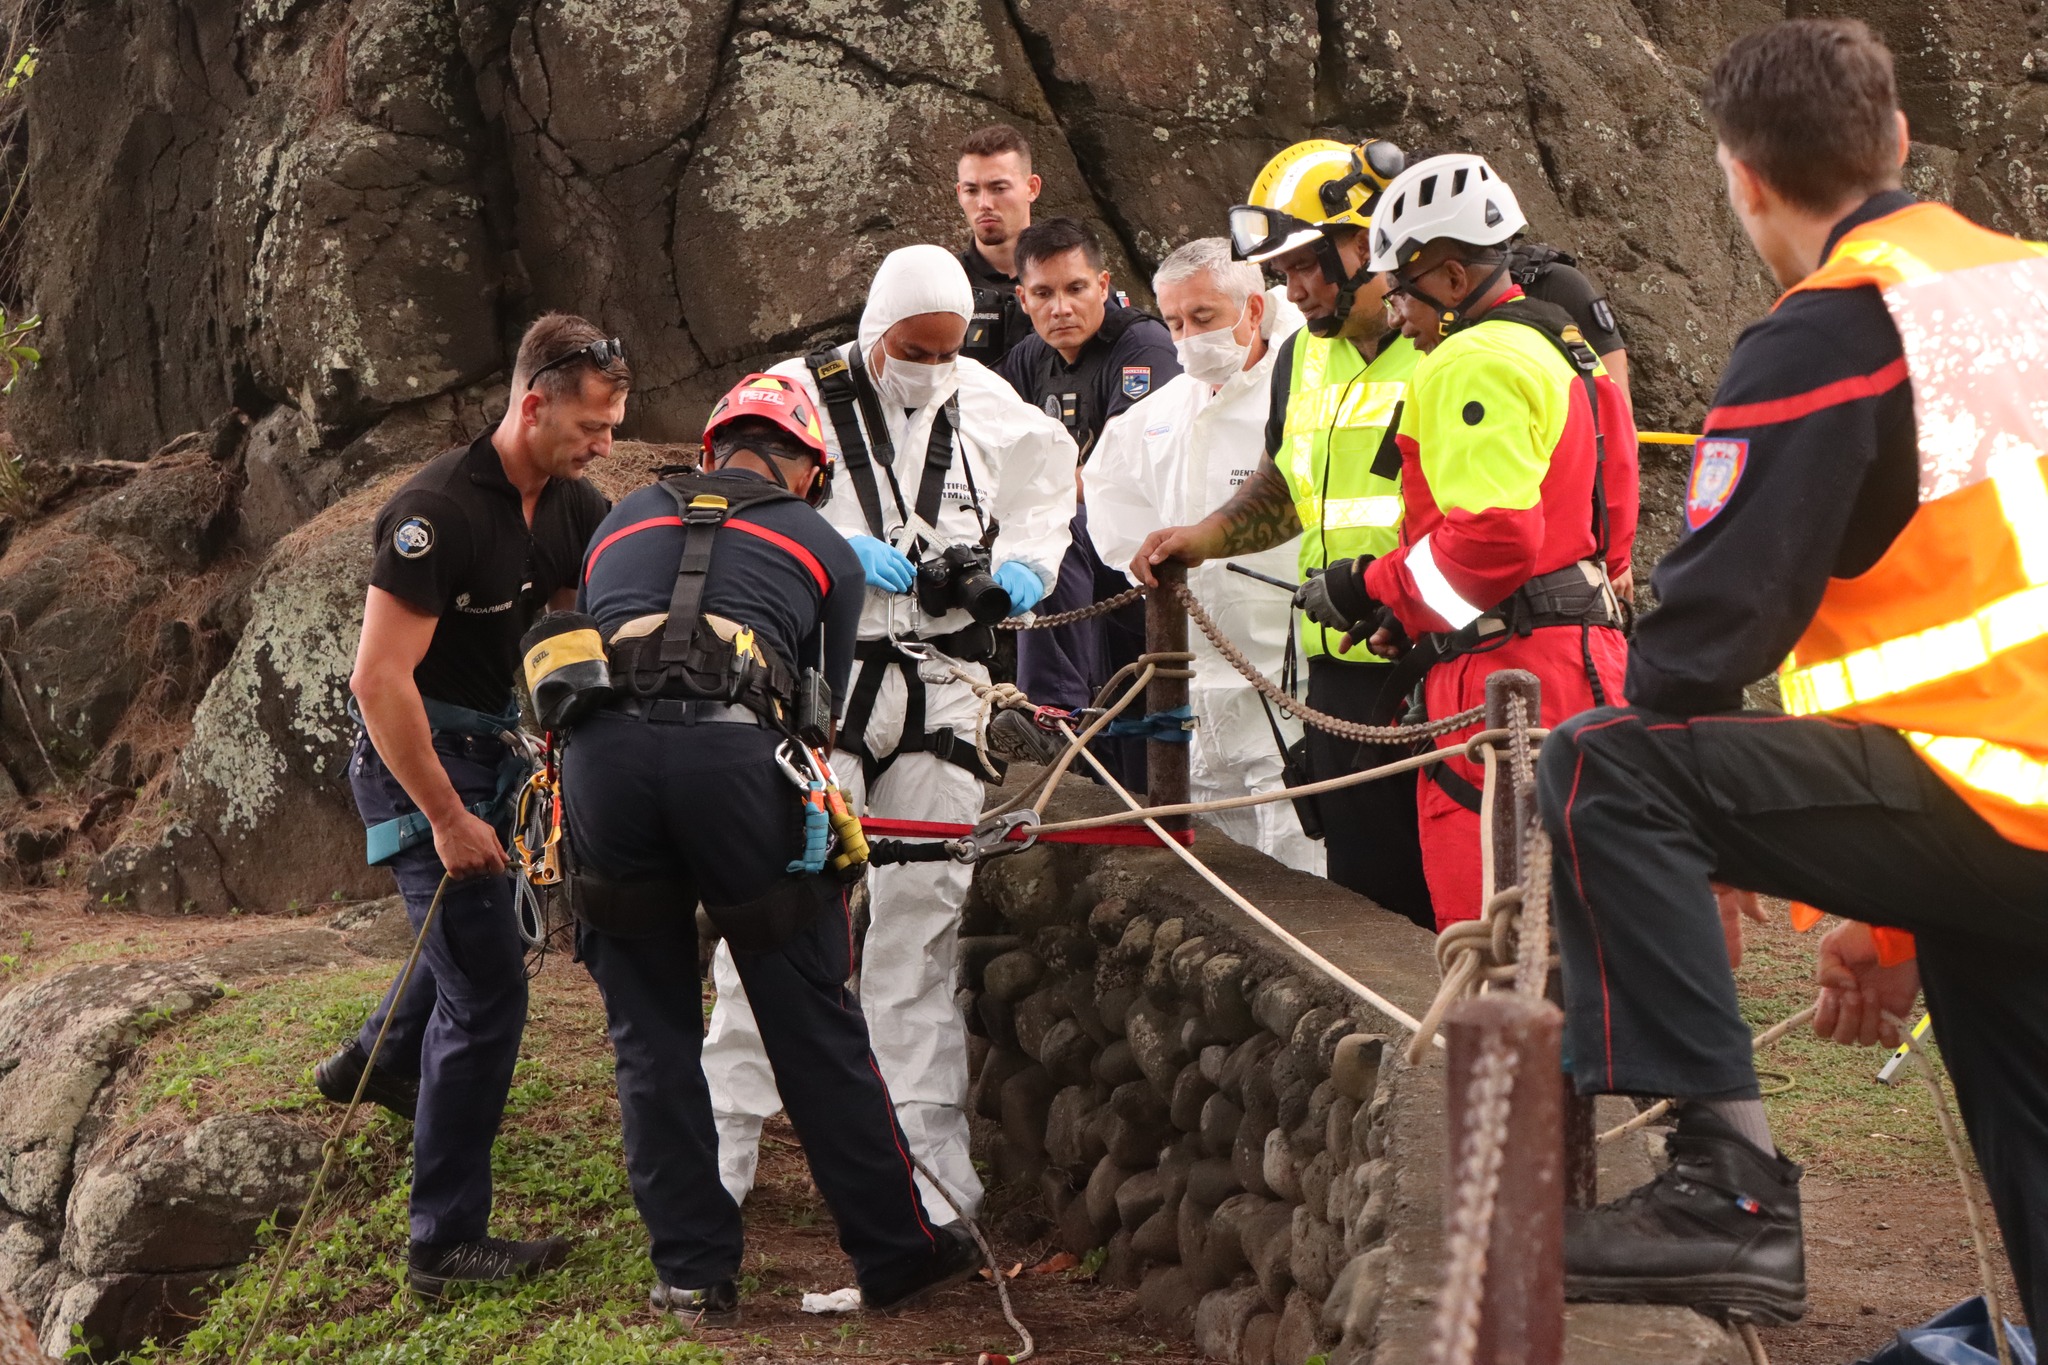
[907,396,965,558]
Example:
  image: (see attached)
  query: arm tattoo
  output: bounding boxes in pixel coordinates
[1212,460,1301,555]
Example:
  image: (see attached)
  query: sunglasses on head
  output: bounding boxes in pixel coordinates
[529,336,627,383]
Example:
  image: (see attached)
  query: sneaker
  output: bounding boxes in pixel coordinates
[651,1279,741,1329]
[1564,1105,1807,1324]
[861,1223,983,1315]
[407,1235,572,1300]
[314,1039,419,1121]
[985,710,1065,766]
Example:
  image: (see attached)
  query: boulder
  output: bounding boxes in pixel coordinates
[1012,984,1070,1061]
[1262,1128,1302,1205]
[1329,1034,1386,1103]
[1131,1200,1179,1263]
[980,948,1046,1003]
[1044,1085,1107,1173]
[1138,1265,1205,1341]
[1039,1018,1098,1088]
[1091,1038,1144,1088]
[959,935,1027,993]
[1289,1007,1349,1084]
[0,963,219,1223]
[1124,997,1185,1094]
[1273,1287,1329,1364]
[63,1115,323,1275]
[1087,895,1132,945]
[975,846,1070,932]
[1198,953,1259,1042]
[1114,1169,1165,1232]
[1324,1245,1393,1341]
[1,1284,49,1364]
[36,1271,213,1359]
[1193,1282,1266,1363]
[1298,1150,1337,1222]
[1105,1079,1174,1167]
[1082,1156,1131,1242]
[1250,975,1311,1042]
[1097,984,1140,1038]
[1186,1156,1241,1209]
[972,1045,1032,1122]
[1199,1092,1244,1159]
[1243,1311,1279,1365]
[998,1064,1059,1163]
[1170,1064,1218,1133]
[1288,1206,1343,1304]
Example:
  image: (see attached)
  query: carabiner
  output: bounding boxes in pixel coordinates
[774,740,813,788]
[947,809,1042,863]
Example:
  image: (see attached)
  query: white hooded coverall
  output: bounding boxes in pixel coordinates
[701,245,1079,1218]
[1086,292,1324,875]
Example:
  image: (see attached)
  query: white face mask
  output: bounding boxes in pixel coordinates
[873,348,956,409]
[1174,305,1253,386]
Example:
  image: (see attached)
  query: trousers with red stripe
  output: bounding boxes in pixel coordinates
[1537,706,2048,1326]
[1420,623,1628,930]
[565,711,942,1293]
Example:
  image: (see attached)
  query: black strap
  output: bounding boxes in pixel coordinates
[836,638,1004,786]
[1481,299,1609,566]
[658,489,729,664]
[1370,399,1406,482]
[806,347,895,538]
[1428,759,1485,813]
[909,398,961,556]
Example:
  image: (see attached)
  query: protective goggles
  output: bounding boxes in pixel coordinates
[529,336,627,383]
[1228,206,1327,263]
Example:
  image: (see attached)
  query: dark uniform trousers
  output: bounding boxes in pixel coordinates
[1304,656,1433,928]
[562,710,941,1291]
[1538,707,2048,1325]
[1017,503,1148,791]
[350,731,529,1248]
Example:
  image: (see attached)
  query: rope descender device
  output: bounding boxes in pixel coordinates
[948,809,1040,863]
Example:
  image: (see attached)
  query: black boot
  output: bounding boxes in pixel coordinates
[860,1223,983,1314]
[651,1279,741,1329]
[985,710,1065,766]
[1565,1105,1806,1324]
[313,1039,419,1121]
[408,1235,572,1300]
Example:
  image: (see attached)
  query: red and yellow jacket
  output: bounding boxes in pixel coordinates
[1364,289,1637,635]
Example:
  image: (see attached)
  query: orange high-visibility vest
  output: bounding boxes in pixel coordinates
[1774,202,2048,849]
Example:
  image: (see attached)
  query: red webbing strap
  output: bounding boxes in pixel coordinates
[859,817,1195,848]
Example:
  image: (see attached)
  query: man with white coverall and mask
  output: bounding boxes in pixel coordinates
[1086,238,1322,874]
[701,245,1079,1219]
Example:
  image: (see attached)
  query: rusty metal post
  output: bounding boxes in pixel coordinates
[1444,993,1565,1365]
[1481,669,1597,1206]
[1145,563,1191,832]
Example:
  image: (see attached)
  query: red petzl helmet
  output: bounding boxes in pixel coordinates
[702,373,834,505]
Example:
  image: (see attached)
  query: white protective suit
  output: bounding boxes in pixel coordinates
[1086,289,1324,874]
[701,245,1079,1218]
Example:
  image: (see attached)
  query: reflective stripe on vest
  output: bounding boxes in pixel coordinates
[1279,332,1414,659]
[1773,202,2048,847]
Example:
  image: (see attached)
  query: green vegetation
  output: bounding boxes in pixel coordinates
[92,964,724,1365]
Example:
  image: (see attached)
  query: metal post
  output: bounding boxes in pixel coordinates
[1481,669,1597,1206]
[1145,563,1191,832]
[1444,993,1565,1365]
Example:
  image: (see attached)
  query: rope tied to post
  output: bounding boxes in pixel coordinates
[1429,1029,1522,1365]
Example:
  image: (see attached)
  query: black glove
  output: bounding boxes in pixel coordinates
[1293,556,1378,633]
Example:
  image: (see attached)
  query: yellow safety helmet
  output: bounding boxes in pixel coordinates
[1228,138,1407,264]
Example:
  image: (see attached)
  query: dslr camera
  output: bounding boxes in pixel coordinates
[916,542,1010,624]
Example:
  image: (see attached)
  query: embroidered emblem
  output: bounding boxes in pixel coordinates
[1121,366,1151,399]
[1685,437,1748,532]
[1591,299,1617,335]
[393,516,434,559]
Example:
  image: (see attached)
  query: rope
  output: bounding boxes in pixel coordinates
[1428,1030,1520,1365]
[1170,580,1486,744]
[233,874,450,1365]
[1736,1320,1772,1365]
[1596,1005,1818,1145]
[1060,724,1437,1043]
[996,583,1148,630]
[905,1154,1033,1365]
[1405,698,1552,1066]
[1885,1010,2014,1365]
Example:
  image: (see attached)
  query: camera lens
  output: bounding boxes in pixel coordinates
[955,565,1011,625]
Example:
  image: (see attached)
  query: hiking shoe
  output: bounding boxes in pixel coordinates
[408,1235,572,1300]
[861,1223,983,1315]
[1564,1104,1807,1324]
[985,709,1065,766]
[651,1279,741,1329]
[314,1039,418,1121]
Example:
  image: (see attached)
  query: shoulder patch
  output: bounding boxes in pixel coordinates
[1121,366,1151,399]
[1590,298,1617,335]
[1684,437,1748,532]
[393,516,434,559]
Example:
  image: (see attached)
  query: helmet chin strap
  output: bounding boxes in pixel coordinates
[717,448,820,504]
[1307,234,1375,340]
[1404,257,1512,340]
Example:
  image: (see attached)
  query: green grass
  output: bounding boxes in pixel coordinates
[1735,911,1956,1182]
[89,965,723,1365]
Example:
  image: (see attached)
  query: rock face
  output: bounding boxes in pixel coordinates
[25,0,2048,469]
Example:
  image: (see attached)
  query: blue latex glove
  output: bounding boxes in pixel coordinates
[994,560,1047,616]
[849,535,915,593]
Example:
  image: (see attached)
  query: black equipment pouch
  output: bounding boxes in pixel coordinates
[705,873,837,954]
[795,668,833,748]
[567,868,695,940]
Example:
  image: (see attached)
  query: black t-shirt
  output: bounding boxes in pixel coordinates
[578,471,865,709]
[1629,192,1920,715]
[996,300,1183,461]
[959,242,1035,369]
[370,433,610,715]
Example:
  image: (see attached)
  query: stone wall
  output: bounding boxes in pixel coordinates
[957,777,1742,1364]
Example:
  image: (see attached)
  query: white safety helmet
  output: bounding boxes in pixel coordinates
[1366,153,1527,275]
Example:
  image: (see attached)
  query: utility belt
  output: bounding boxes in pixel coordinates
[1402,560,1621,815]
[837,634,1007,788]
[603,610,805,733]
[357,696,533,867]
